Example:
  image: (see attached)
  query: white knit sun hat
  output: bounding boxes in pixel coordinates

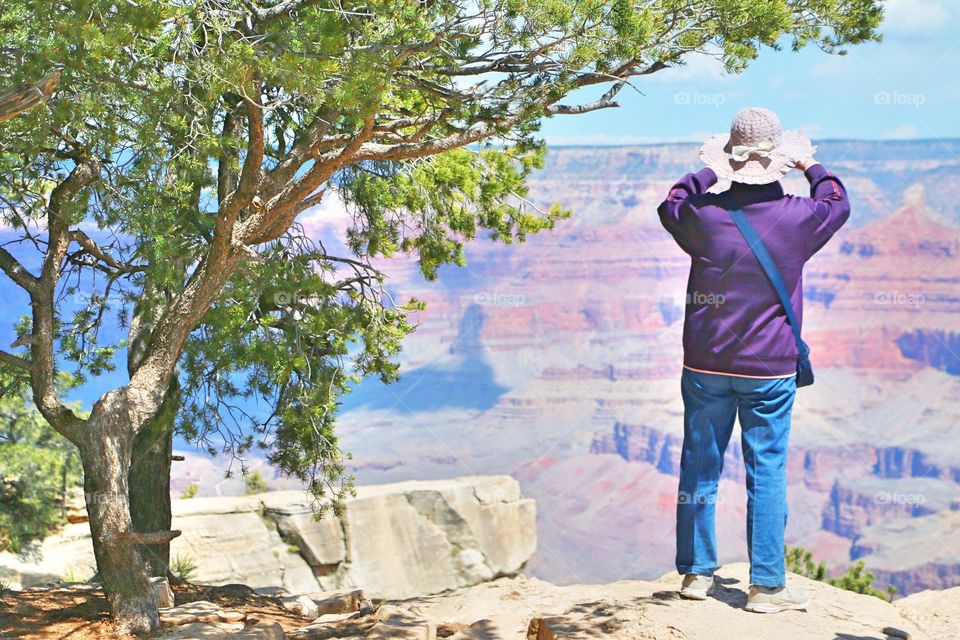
[699,107,816,185]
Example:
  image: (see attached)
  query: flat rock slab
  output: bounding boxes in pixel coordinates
[442,619,503,640]
[235,620,287,640]
[156,621,246,639]
[312,611,361,625]
[401,562,936,640]
[364,605,437,640]
[283,593,320,618]
[895,584,960,640]
[284,604,436,639]
[304,588,365,615]
[160,600,248,627]
[366,619,437,640]
[156,618,284,639]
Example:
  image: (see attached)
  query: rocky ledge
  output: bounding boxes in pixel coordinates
[0,475,536,599]
[159,561,959,640]
[10,561,957,640]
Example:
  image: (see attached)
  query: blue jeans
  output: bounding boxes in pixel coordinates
[675,367,796,587]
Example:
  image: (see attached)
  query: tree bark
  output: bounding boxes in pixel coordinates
[128,380,178,579]
[81,403,159,635]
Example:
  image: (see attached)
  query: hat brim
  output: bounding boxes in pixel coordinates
[699,131,816,185]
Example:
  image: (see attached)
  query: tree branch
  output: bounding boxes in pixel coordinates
[29,158,101,441]
[217,109,242,207]
[0,70,60,124]
[67,230,134,273]
[219,89,265,219]
[0,349,30,371]
[242,0,319,25]
[109,530,182,545]
[0,246,40,294]
[353,59,668,161]
[259,102,338,199]
[244,112,376,245]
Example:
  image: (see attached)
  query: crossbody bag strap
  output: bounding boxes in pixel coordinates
[728,209,803,349]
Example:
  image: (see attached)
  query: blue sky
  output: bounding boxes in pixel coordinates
[539,0,960,145]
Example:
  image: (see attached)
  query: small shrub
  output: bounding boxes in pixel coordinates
[786,546,896,602]
[828,560,897,601]
[181,483,198,499]
[171,554,198,583]
[60,568,82,583]
[244,470,268,495]
[785,545,827,581]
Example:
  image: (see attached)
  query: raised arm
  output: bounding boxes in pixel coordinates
[658,167,718,249]
[799,162,851,257]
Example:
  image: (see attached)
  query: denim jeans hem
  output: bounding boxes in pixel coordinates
[676,565,715,576]
[749,574,785,588]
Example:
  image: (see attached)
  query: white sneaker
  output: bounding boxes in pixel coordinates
[679,574,716,600]
[745,584,809,613]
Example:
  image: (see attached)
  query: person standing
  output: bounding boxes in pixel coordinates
[657,107,850,613]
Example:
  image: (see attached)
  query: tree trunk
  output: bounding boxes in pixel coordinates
[81,409,159,635]
[128,380,178,579]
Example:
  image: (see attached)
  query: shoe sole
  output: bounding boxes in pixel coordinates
[744,601,808,614]
[679,586,715,600]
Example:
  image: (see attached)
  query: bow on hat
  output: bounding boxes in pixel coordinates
[729,138,776,162]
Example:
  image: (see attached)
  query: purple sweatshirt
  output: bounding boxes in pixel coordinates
[657,164,850,377]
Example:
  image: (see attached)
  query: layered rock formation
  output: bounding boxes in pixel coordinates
[0,475,536,599]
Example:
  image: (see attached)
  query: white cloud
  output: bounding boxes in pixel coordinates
[884,124,919,139]
[883,0,951,37]
[545,130,716,146]
[795,123,824,139]
[646,52,729,84]
[808,55,844,79]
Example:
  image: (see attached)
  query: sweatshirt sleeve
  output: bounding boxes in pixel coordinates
[802,163,851,257]
[658,167,717,250]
